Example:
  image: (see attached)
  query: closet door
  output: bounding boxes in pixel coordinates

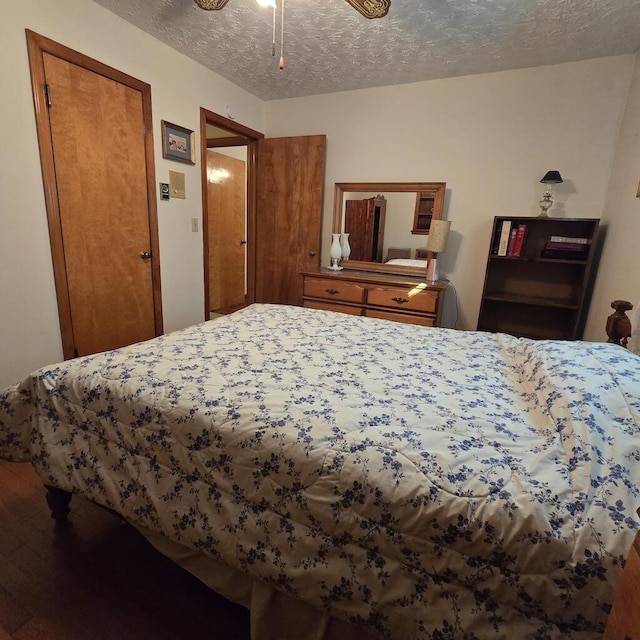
[255,135,326,306]
[206,149,246,313]
[27,31,162,358]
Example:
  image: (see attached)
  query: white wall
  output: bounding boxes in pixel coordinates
[2,1,638,389]
[585,53,640,347]
[0,0,264,388]
[264,57,635,334]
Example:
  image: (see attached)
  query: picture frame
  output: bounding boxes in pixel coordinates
[161,120,195,165]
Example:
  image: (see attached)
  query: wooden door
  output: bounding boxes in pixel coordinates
[345,199,372,261]
[255,135,326,306]
[345,197,387,262]
[207,150,246,313]
[27,32,162,359]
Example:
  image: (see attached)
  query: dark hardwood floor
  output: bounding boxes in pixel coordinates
[0,460,250,639]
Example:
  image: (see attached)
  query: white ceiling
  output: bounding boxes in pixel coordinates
[91,0,640,101]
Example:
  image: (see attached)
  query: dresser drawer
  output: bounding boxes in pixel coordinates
[303,277,365,303]
[366,286,438,314]
[304,300,362,316]
[365,309,435,327]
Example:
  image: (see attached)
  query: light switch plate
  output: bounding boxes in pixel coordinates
[190,218,198,232]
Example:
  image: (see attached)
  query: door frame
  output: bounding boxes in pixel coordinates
[199,108,263,319]
[26,30,163,359]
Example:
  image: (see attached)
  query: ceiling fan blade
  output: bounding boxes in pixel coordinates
[192,0,390,17]
[194,0,231,9]
[344,0,390,18]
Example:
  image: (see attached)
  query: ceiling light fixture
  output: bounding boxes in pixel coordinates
[256,0,285,69]
[194,0,390,69]
[194,0,390,20]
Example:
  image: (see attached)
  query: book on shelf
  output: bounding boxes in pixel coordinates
[491,220,503,255]
[506,226,518,256]
[509,224,528,256]
[548,235,588,245]
[542,235,590,258]
[497,220,512,256]
[541,249,588,260]
[544,242,588,251]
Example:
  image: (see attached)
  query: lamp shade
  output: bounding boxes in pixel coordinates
[540,170,563,184]
[426,220,451,254]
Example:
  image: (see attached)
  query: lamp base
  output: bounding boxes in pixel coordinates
[426,257,439,282]
[538,192,553,217]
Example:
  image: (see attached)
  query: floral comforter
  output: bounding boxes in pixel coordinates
[1,303,640,639]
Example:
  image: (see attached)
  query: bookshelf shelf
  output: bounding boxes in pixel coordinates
[481,292,580,309]
[477,216,600,340]
[489,255,589,265]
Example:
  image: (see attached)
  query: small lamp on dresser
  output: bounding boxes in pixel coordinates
[425,220,451,282]
[538,170,563,217]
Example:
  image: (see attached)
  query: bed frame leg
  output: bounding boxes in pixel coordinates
[606,300,633,348]
[45,485,72,523]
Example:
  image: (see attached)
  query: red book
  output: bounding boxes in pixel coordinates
[512,224,528,256]
[506,227,518,256]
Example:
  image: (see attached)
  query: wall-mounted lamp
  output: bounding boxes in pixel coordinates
[425,220,451,282]
[538,170,563,217]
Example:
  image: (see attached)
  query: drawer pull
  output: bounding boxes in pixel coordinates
[391,297,409,305]
[324,288,340,295]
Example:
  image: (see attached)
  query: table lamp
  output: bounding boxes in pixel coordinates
[538,170,563,217]
[425,220,451,282]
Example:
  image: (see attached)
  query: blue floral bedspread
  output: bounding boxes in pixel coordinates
[2,303,640,639]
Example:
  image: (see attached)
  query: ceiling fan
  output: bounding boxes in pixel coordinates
[193,0,390,19]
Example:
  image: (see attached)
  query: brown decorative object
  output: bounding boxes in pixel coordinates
[605,299,633,347]
[345,0,391,18]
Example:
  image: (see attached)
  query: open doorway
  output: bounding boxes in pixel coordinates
[199,109,263,320]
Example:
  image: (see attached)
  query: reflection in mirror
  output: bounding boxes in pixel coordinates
[332,182,446,275]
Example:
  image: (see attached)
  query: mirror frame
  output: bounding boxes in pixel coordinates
[332,182,446,275]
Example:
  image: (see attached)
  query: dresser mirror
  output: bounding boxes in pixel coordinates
[332,182,446,275]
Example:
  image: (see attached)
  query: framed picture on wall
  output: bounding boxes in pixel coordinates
[161,120,195,165]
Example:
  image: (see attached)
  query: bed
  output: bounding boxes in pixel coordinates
[1,302,639,639]
[384,258,428,268]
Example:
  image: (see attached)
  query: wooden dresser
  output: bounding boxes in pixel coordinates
[603,529,640,639]
[302,269,446,327]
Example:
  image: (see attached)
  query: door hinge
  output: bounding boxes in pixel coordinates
[44,83,52,108]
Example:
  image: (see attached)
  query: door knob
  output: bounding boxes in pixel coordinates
[240,240,247,245]
[309,251,316,256]
[140,251,152,260]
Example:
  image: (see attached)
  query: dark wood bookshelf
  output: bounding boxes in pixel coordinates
[476,216,600,340]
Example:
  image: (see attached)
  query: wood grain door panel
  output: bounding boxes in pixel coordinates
[43,53,156,355]
[255,135,326,306]
[207,150,246,312]
[27,30,161,360]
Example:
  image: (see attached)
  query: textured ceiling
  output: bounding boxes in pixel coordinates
[90,0,640,101]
